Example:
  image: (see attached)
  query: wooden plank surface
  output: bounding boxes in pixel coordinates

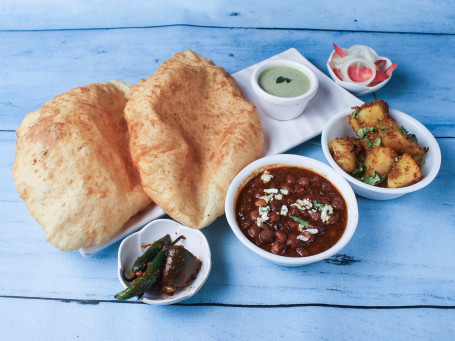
[1,2,454,340]
[2,296,454,340]
[1,27,454,136]
[1,0,454,34]
[2,134,454,306]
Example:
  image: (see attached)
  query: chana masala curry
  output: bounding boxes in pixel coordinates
[235,166,347,257]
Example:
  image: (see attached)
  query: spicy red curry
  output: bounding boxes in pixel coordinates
[235,166,347,257]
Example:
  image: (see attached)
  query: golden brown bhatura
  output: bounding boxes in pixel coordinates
[125,50,264,229]
[13,81,152,251]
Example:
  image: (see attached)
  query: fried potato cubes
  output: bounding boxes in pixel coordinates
[329,100,425,188]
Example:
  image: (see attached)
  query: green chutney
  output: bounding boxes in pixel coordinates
[258,66,311,98]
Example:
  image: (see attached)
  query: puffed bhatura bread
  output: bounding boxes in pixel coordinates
[13,81,152,251]
[125,50,264,229]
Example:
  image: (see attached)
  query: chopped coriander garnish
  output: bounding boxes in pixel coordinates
[380,125,390,132]
[357,127,374,138]
[365,136,373,148]
[359,120,365,124]
[352,161,365,176]
[40,150,47,156]
[377,119,382,125]
[313,200,325,211]
[401,168,407,173]
[363,171,385,186]
[373,137,381,147]
[291,216,309,226]
[276,76,292,84]
[352,108,360,119]
[397,126,418,143]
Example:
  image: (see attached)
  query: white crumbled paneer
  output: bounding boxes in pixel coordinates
[321,205,334,223]
[256,206,270,227]
[280,205,288,216]
[274,193,283,200]
[261,170,273,183]
[259,194,274,204]
[264,188,279,194]
[290,198,313,211]
[297,235,309,242]
[280,188,289,195]
[258,206,270,221]
[306,228,319,234]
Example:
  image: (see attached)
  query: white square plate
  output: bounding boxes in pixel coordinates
[79,48,362,256]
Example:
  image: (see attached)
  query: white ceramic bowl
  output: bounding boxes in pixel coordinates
[117,219,211,305]
[321,107,441,200]
[327,47,393,96]
[251,59,319,120]
[225,154,358,266]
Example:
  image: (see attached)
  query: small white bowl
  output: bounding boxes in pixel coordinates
[251,59,319,120]
[117,219,211,305]
[225,154,358,266]
[321,107,441,200]
[327,47,393,96]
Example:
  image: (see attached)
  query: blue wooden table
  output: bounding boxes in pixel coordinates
[1,1,454,340]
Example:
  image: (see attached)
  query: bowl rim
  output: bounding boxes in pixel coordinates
[321,107,442,195]
[117,218,212,305]
[225,154,359,266]
[251,58,319,105]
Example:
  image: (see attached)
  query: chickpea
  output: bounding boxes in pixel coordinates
[281,184,292,194]
[289,206,300,217]
[311,176,321,186]
[269,212,279,223]
[275,230,287,243]
[332,197,344,209]
[286,175,295,184]
[296,247,308,257]
[294,185,304,194]
[259,227,275,244]
[271,241,285,255]
[322,182,331,192]
[255,199,267,207]
[310,211,321,221]
[249,210,259,221]
[254,190,263,198]
[248,225,260,238]
[270,200,281,211]
[286,233,299,249]
[298,177,309,186]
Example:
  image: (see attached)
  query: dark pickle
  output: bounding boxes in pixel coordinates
[160,245,202,295]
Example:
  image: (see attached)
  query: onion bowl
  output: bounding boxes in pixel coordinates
[327,45,394,96]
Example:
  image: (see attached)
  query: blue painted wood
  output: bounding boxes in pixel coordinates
[2,133,454,307]
[1,27,454,136]
[1,3,455,339]
[1,296,454,340]
[1,0,454,34]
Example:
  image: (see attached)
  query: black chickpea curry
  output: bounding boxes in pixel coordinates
[329,100,428,188]
[235,166,347,257]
